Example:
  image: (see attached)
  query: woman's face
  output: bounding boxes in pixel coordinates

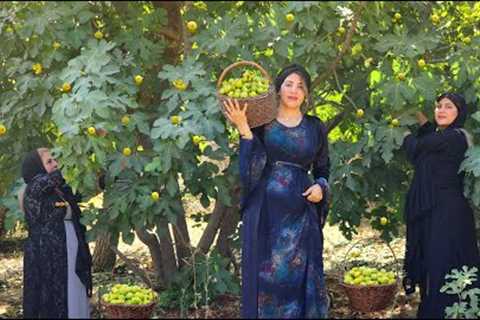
[39,150,58,174]
[435,97,459,128]
[279,73,306,111]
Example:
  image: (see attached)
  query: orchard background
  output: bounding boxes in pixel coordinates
[1,1,480,317]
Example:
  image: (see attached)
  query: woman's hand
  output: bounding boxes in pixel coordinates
[416,111,428,126]
[223,98,252,139]
[302,184,323,203]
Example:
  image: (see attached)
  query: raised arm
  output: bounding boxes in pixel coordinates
[403,122,463,162]
[27,170,65,199]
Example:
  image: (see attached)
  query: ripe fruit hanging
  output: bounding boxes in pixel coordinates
[286,13,295,23]
[121,115,130,126]
[186,21,198,33]
[123,147,132,157]
[356,109,365,118]
[351,43,363,56]
[170,115,182,125]
[192,135,204,145]
[151,191,159,201]
[172,79,187,91]
[32,63,43,75]
[94,31,104,39]
[62,82,72,93]
[134,75,144,86]
[87,127,96,136]
[0,124,6,136]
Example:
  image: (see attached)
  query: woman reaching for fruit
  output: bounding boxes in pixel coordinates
[402,93,480,318]
[20,148,92,318]
[223,64,331,318]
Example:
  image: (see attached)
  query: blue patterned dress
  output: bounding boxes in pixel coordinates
[239,115,330,318]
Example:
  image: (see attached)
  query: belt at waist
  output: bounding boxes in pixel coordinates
[269,160,308,171]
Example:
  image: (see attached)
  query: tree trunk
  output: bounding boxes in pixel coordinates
[135,226,165,289]
[156,218,178,284]
[92,229,118,272]
[0,207,6,238]
[172,207,191,268]
[196,199,227,254]
[216,206,239,259]
[215,185,241,274]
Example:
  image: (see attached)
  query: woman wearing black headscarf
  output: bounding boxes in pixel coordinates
[21,148,92,318]
[402,93,480,318]
[223,64,330,318]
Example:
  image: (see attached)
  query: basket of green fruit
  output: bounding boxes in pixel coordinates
[339,237,399,313]
[217,60,277,128]
[99,284,157,319]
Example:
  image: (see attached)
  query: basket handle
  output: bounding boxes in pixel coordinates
[341,236,401,278]
[216,60,273,90]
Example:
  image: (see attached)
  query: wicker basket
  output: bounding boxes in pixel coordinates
[339,237,400,313]
[217,60,278,128]
[99,298,157,319]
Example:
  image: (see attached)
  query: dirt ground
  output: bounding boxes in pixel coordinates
[0,217,420,319]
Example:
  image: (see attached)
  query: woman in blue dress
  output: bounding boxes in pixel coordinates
[223,64,330,318]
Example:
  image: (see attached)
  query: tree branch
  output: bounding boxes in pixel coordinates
[158,28,182,43]
[311,2,367,89]
[195,200,227,255]
[109,245,154,289]
[326,110,347,133]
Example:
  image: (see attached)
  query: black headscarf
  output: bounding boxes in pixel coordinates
[435,92,468,129]
[274,63,312,94]
[274,63,312,113]
[22,149,47,184]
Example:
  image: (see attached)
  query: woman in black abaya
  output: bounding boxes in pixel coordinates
[402,93,480,318]
[21,148,92,318]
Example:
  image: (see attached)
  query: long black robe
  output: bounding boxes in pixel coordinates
[402,122,480,319]
[22,170,92,318]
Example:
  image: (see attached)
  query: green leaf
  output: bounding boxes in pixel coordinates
[200,194,210,208]
[166,174,178,197]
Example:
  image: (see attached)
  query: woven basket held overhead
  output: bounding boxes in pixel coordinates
[217,60,278,128]
[339,237,400,313]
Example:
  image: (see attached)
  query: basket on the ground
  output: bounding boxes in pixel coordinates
[217,60,277,128]
[340,279,398,313]
[99,297,156,319]
[339,237,400,313]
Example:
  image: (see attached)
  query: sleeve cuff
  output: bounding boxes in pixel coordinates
[417,121,435,137]
[315,177,329,194]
